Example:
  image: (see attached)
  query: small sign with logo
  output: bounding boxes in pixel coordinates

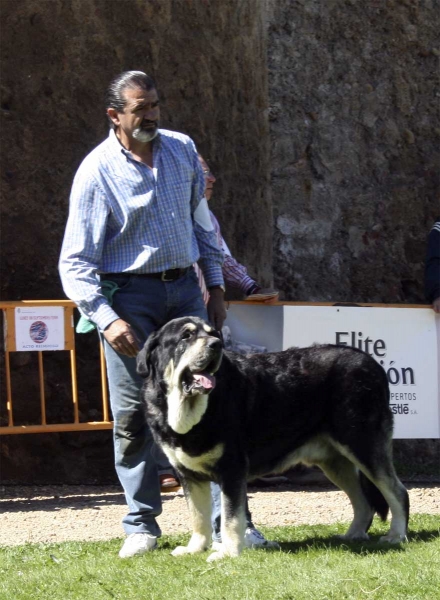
[15,306,65,351]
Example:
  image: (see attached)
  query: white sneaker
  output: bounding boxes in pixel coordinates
[119,533,158,558]
[244,527,280,549]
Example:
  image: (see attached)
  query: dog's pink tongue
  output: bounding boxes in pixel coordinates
[193,373,216,389]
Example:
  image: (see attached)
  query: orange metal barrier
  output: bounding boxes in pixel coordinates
[1,299,432,437]
[0,300,112,435]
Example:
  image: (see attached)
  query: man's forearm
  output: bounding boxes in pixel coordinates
[194,222,225,289]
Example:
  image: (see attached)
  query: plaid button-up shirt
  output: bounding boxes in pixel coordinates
[59,129,224,330]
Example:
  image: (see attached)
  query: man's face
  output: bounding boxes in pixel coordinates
[107,86,160,144]
[198,155,216,201]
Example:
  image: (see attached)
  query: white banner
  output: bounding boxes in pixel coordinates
[15,306,65,351]
[226,304,439,439]
[283,306,439,439]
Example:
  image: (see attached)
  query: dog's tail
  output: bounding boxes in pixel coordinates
[359,472,389,522]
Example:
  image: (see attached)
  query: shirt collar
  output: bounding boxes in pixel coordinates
[108,128,162,158]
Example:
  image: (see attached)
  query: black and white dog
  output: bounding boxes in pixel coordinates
[137,316,409,562]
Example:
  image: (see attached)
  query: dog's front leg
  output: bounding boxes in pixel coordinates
[207,478,247,562]
[171,479,212,556]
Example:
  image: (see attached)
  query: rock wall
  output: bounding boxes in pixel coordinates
[268,0,439,302]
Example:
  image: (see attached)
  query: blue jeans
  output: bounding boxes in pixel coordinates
[102,269,208,536]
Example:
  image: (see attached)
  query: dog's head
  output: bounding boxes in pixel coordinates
[137,316,223,397]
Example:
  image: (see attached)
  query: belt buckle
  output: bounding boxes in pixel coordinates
[161,269,175,282]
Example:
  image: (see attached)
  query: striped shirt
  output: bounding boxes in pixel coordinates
[196,211,257,304]
[59,129,224,330]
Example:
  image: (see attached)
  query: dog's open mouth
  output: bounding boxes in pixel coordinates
[182,369,216,396]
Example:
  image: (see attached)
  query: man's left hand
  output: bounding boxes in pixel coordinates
[207,287,227,331]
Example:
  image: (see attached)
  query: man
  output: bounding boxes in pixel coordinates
[196,155,279,303]
[59,71,226,558]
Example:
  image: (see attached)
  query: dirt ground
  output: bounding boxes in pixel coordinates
[1,479,439,547]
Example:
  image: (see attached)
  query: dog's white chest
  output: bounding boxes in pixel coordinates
[162,442,224,475]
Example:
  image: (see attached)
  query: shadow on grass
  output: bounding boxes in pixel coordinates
[277,527,440,555]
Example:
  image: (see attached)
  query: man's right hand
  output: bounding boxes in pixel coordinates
[103,319,141,357]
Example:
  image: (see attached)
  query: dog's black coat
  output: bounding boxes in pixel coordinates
[137,316,409,560]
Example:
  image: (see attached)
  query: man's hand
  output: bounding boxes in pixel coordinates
[207,287,227,331]
[245,287,279,304]
[433,297,440,314]
[103,318,141,357]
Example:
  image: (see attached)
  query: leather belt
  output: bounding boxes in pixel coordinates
[101,267,191,282]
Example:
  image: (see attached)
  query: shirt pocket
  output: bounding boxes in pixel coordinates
[166,180,193,222]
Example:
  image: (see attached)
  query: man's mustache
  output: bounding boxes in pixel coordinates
[141,120,158,128]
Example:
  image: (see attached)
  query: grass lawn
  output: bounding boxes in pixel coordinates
[0,514,438,600]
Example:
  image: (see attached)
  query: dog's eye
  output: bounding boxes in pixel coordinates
[181,330,193,341]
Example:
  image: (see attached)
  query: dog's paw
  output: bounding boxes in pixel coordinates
[379,533,407,544]
[211,541,223,551]
[172,538,210,556]
[206,550,229,562]
[206,546,241,562]
[171,545,194,557]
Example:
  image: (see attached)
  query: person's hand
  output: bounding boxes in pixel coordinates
[261,288,279,304]
[246,287,279,304]
[433,297,440,314]
[207,288,227,331]
[103,318,141,357]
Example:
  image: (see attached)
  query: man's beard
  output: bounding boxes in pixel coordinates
[132,124,159,143]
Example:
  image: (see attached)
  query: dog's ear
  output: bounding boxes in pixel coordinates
[136,329,161,378]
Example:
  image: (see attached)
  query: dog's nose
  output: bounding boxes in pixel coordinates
[207,337,222,350]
